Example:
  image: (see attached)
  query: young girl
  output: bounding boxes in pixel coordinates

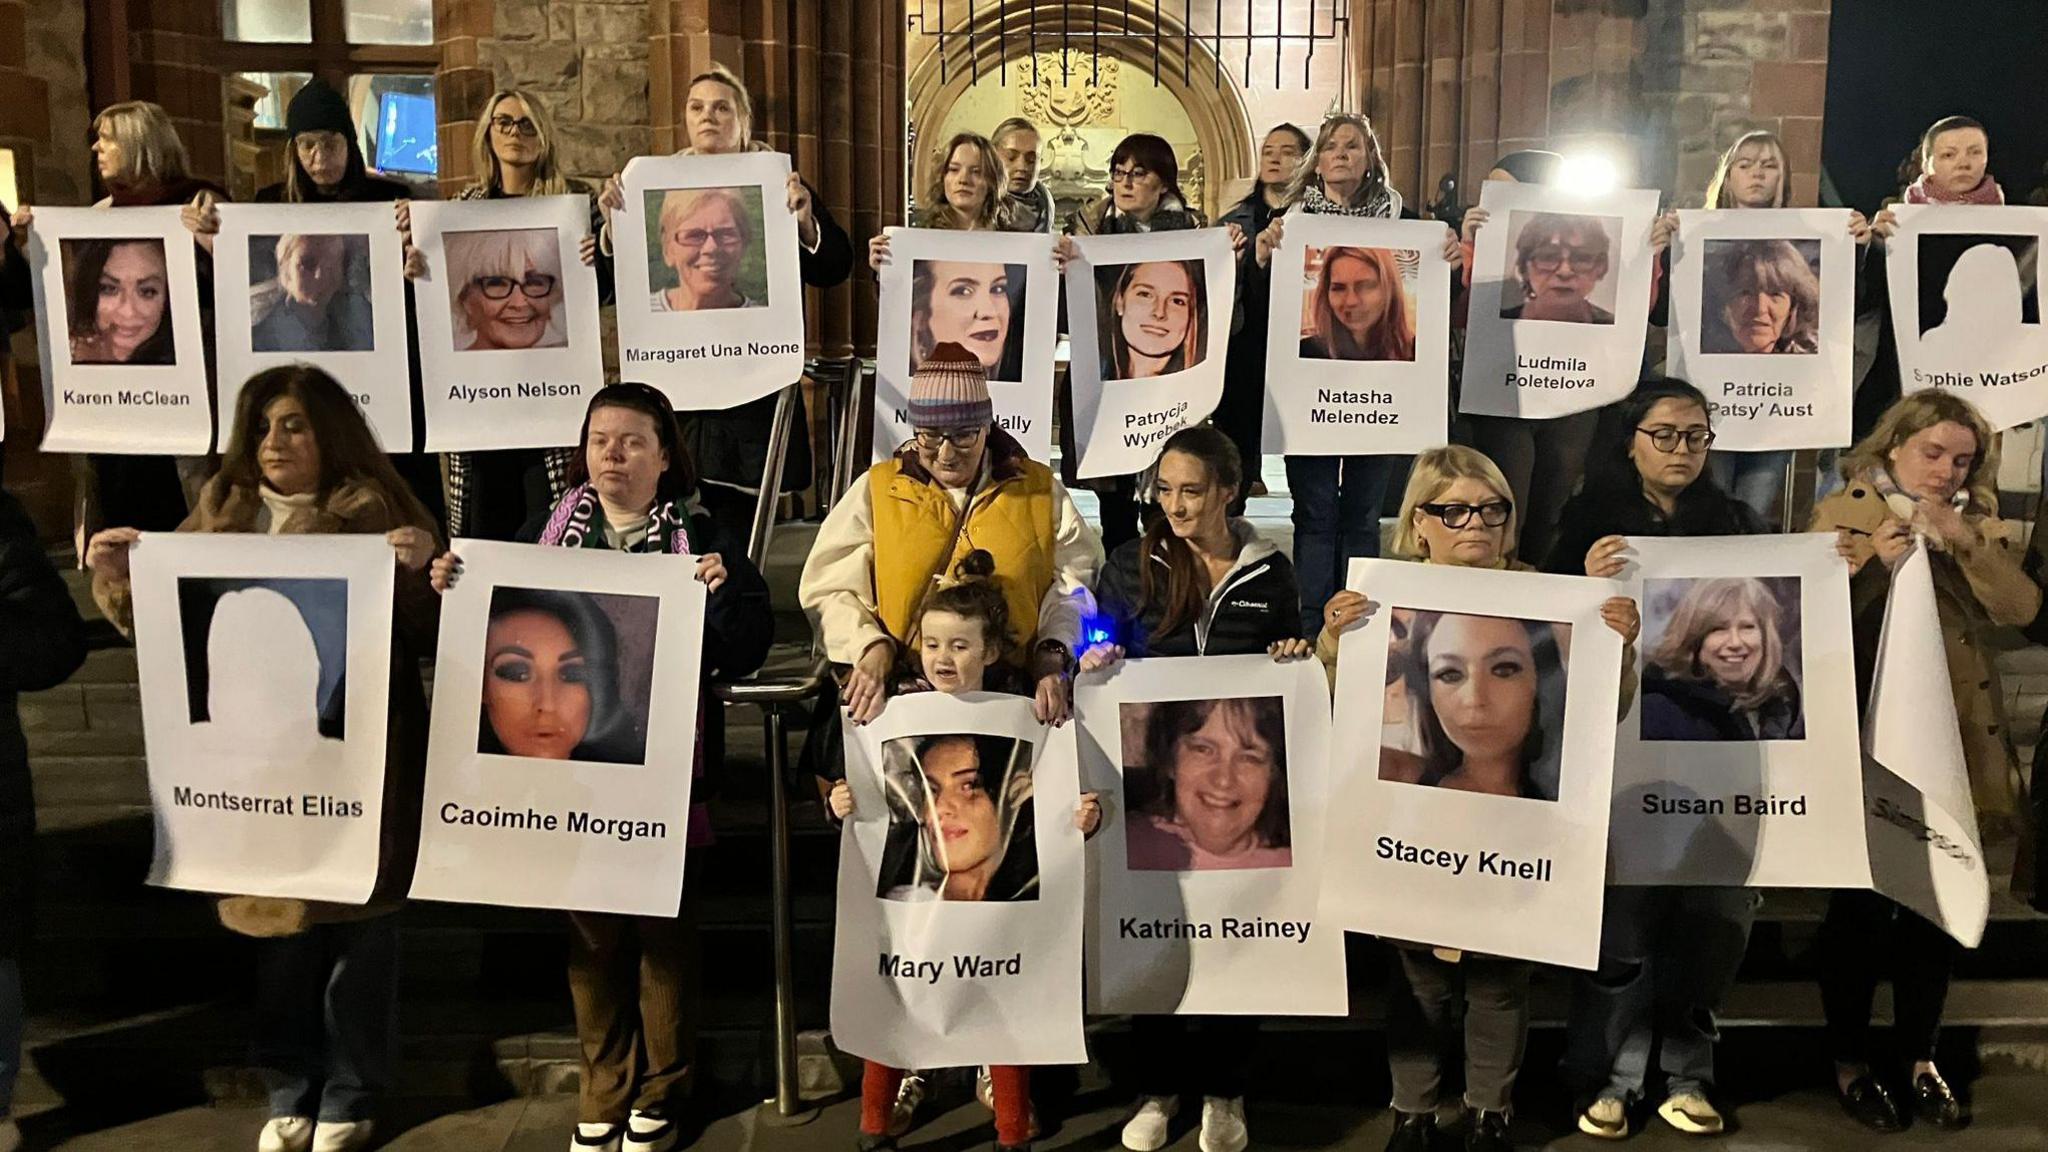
[829,551,1099,1152]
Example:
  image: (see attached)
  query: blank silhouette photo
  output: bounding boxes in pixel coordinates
[178,577,348,755]
[1915,233,2042,360]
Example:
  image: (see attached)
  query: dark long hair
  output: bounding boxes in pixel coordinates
[219,365,436,530]
[564,383,699,506]
[283,131,372,203]
[875,732,1039,901]
[1137,426,1242,638]
[1401,611,1561,799]
[1582,378,1746,533]
[65,237,176,364]
[479,587,644,764]
[1139,696,1290,850]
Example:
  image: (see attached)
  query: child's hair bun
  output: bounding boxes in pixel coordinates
[954,549,997,582]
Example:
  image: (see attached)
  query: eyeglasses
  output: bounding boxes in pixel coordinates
[471,273,559,300]
[671,227,744,250]
[1635,426,1715,453]
[913,427,984,451]
[1418,500,1512,528]
[1527,246,1604,274]
[1109,166,1153,186]
[490,115,540,138]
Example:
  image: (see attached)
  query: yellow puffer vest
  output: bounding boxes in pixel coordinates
[869,447,1056,665]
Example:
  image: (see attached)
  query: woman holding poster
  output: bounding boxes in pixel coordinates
[431,383,771,1152]
[1810,390,2035,1133]
[84,365,438,1152]
[1317,445,1639,1152]
[1079,425,1310,1152]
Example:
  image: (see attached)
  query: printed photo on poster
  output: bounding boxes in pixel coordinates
[1641,576,1805,742]
[479,587,658,765]
[1378,609,1571,802]
[642,186,770,312]
[248,233,376,353]
[178,576,348,746]
[1298,246,1417,362]
[444,228,568,351]
[910,259,1028,382]
[1500,211,1620,324]
[1097,259,1208,380]
[1915,233,2041,359]
[874,732,1038,902]
[1700,239,1821,355]
[1119,696,1291,871]
[62,237,175,364]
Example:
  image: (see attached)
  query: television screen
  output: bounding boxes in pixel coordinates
[376,91,437,177]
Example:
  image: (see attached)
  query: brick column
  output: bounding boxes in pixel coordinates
[434,0,495,196]
[107,3,231,188]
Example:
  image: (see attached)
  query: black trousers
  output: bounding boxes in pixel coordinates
[1129,1014,1256,1099]
[1819,888,1956,1065]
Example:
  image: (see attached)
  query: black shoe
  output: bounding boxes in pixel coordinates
[1464,1110,1512,1152]
[995,1145,1031,1152]
[1836,1075,1903,1132]
[856,1134,897,1152]
[1913,1071,1967,1130]
[1383,1110,1436,1152]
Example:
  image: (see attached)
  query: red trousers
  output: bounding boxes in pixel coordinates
[860,1062,1031,1146]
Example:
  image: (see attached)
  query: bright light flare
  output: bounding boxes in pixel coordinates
[1556,153,1621,196]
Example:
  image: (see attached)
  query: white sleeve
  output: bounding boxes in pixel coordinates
[1035,478,1105,652]
[798,479,892,664]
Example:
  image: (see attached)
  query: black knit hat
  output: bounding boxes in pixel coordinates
[285,77,356,139]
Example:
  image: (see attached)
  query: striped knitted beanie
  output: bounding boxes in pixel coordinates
[908,341,993,429]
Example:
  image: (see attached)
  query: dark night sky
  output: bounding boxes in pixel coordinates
[1823,0,2048,211]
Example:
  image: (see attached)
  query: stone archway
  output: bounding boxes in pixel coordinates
[907,10,1257,224]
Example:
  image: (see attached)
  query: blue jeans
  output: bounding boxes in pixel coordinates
[254,917,399,1123]
[0,956,20,1118]
[1708,451,1793,528]
[1285,455,1394,638]
[1563,886,1757,1102]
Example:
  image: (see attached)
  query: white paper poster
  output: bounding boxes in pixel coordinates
[1262,213,1452,455]
[1078,655,1345,1015]
[829,693,1086,1068]
[411,540,708,916]
[411,195,605,451]
[873,227,1057,462]
[1323,560,1623,970]
[1065,229,1235,479]
[29,206,212,453]
[1669,209,1856,451]
[1887,204,2048,430]
[1863,545,1989,948]
[611,152,806,411]
[211,202,414,450]
[1458,181,1660,420]
[1608,535,1868,887]
[130,533,395,903]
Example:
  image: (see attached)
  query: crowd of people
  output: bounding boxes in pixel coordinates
[0,61,2040,1152]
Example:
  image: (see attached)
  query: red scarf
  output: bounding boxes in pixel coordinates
[1903,174,2005,206]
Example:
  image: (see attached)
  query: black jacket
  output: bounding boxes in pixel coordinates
[1096,521,1301,657]
[1545,477,1766,575]
[1639,664,1805,742]
[0,490,88,956]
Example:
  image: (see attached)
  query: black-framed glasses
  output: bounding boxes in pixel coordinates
[1109,165,1152,186]
[491,115,540,138]
[912,427,984,451]
[472,273,558,300]
[1635,426,1715,453]
[1419,500,1512,528]
[1527,247,1604,274]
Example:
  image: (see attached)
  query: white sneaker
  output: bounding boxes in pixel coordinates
[571,1122,624,1152]
[1198,1097,1247,1152]
[1121,1095,1179,1152]
[1577,1096,1629,1139]
[0,1118,21,1152]
[257,1116,315,1152]
[622,1109,678,1152]
[888,1074,927,1138]
[1656,1091,1725,1135]
[310,1119,374,1152]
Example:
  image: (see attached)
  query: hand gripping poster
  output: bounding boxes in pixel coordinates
[1863,544,1989,948]
[129,533,395,903]
[829,693,1086,1068]
[1064,229,1235,479]
[1322,560,1624,970]
[29,206,212,453]
[1077,655,1345,1016]
[1262,213,1453,455]
[1886,204,2048,430]
[1668,208,1856,451]
[610,152,807,411]
[1607,535,1869,887]
[873,227,1058,462]
[1458,181,1660,420]
[410,541,709,916]
[212,202,414,450]
[411,195,605,451]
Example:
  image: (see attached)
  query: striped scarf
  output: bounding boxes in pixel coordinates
[537,482,694,553]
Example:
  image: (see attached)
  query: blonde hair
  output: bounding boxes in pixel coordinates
[446,228,565,344]
[919,132,1005,230]
[1392,445,1519,561]
[687,64,755,145]
[1281,113,1390,208]
[92,101,191,190]
[1838,390,2000,515]
[1648,578,1786,710]
[1704,130,1791,208]
[468,90,573,197]
[657,187,754,243]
